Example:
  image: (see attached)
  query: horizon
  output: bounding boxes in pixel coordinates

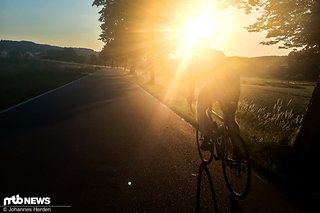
[0,39,98,51]
[0,39,289,58]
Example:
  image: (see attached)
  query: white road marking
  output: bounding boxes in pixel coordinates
[0,76,88,115]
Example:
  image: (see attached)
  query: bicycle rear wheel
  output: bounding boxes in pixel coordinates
[196,128,214,164]
[222,132,251,199]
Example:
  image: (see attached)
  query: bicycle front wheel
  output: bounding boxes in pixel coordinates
[221,132,251,199]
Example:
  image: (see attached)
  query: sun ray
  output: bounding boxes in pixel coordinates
[163,1,237,104]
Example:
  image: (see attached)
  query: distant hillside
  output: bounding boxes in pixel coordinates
[228,56,288,78]
[0,40,99,57]
[225,55,318,81]
[166,55,289,79]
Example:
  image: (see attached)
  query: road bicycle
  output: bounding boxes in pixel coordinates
[196,108,251,199]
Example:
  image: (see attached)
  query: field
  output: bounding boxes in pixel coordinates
[0,58,100,111]
[241,78,313,113]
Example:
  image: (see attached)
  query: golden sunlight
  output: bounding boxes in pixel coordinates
[165,1,236,103]
[183,10,215,47]
[172,1,235,59]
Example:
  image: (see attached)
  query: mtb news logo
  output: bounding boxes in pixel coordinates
[3,195,51,206]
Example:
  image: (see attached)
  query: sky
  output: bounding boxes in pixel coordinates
[0,0,103,51]
[0,0,290,57]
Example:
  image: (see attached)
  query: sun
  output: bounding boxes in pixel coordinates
[183,9,216,48]
[171,2,234,59]
[164,1,237,102]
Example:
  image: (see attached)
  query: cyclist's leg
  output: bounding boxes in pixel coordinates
[196,84,213,137]
[224,112,240,135]
[221,100,240,135]
[223,111,243,161]
[196,84,217,151]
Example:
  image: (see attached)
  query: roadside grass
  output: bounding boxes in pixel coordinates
[241,83,313,115]
[127,68,314,182]
[241,77,315,89]
[237,98,303,174]
[130,74,197,126]
[0,58,100,111]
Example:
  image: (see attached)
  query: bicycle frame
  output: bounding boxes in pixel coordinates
[206,109,224,122]
[206,109,229,136]
[201,108,251,199]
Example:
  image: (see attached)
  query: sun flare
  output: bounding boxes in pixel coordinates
[182,9,216,48]
[171,2,235,59]
[164,1,236,102]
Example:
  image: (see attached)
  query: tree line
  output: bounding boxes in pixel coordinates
[0,40,102,65]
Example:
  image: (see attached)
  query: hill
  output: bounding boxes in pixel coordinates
[162,55,289,79]
[0,40,98,58]
[228,56,288,78]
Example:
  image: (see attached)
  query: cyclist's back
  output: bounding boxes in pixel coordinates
[195,49,240,150]
[207,63,240,114]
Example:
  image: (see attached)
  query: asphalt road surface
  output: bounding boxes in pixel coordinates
[0,69,304,212]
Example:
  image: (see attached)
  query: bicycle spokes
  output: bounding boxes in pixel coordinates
[222,135,251,199]
[226,158,248,178]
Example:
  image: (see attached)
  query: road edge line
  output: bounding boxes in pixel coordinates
[0,74,91,115]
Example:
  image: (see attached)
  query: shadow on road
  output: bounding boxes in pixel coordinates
[0,72,138,137]
[230,195,244,213]
[195,162,219,213]
[195,162,244,213]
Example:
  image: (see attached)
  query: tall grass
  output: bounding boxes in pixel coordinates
[238,98,304,145]
[237,98,304,173]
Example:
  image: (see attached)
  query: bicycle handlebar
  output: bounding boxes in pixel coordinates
[207,109,224,122]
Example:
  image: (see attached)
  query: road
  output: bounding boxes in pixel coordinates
[0,69,303,212]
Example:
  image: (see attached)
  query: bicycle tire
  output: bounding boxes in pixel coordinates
[196,128,214,164]
[221,131,251,199]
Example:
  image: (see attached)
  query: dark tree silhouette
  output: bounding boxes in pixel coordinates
[92,0,177,76]
[46,48,85,63]
[246,1,320,51]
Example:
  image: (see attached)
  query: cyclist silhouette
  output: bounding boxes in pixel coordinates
[188,48,240,150]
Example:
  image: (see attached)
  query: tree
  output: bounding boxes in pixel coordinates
[246,0,320,52]
[45,48,85,63]
[92,0,177,75]
[287,50,320,80]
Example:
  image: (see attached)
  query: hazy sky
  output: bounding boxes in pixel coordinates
[0,0,103,51]
[0,0,290,56]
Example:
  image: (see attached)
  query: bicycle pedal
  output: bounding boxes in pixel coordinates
[200,141,214,151]
[213,154,220,161]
